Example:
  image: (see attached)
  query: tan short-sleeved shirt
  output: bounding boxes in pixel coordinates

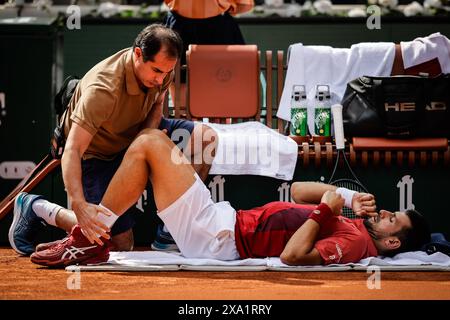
[63,48,172,160]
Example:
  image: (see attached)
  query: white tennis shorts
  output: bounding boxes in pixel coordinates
[158,174,240,260]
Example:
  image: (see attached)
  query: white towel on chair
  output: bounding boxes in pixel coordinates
[401,32,450,72]
[277,42,396,121]
[205,121,298,180]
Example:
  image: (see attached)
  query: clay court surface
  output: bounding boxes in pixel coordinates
[0,248,449,300]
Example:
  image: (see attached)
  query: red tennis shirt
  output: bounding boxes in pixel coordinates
[234,201,378,265]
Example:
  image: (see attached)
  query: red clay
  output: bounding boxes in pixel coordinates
[0,248,449,300]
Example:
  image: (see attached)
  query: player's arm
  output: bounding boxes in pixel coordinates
[291,182,337,205]
[62,88,115,244]
[291,182,377,217]
[280,191,344,266]
[280,220,323,265]
[62,87,108,207]
[62,122,92,208]
[62,123,111,244]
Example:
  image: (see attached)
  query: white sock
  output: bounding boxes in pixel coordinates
[97,203,119,230]
[32,199,63,227]
[336,187,357,209]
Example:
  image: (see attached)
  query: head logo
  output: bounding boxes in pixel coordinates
[426,101,447,111]
[384,102,416,112]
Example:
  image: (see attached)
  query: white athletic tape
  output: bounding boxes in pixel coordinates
[336,187,357,209]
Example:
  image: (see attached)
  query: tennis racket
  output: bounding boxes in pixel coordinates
[0,156,61,220]
[329,104,368,219]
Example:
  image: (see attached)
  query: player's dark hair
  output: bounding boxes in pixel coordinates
[384,209,431,257]
[133,24,182,62]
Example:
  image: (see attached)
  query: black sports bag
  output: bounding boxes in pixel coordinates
[341,74,450,138]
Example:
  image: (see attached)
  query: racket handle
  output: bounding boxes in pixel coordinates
[331,104,345,150]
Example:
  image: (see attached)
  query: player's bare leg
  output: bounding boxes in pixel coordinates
[101,129,197,215]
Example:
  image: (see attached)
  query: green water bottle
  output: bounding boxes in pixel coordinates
[290,85,308,136]
[313,85,331,137]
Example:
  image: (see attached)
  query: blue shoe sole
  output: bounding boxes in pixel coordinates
[8,194,27,255]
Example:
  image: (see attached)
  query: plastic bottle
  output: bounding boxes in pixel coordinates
[313,84,332,137]
[290,85,308,136]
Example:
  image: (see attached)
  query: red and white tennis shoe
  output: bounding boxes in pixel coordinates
[30,225,110,267]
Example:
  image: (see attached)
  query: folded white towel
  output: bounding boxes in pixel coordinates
[277,42,396,122]
[205,121,298,181]
[401,32,450,73]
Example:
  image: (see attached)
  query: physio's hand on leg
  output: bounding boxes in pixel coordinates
[72,200,111,245]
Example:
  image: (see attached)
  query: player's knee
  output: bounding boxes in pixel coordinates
[130,130,168,154]
[137,128,167,141]
[290,182,304,202]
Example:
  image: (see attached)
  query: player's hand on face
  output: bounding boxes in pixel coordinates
[71,200,111,245]
[352,193,377,217]
[321,191,345,216]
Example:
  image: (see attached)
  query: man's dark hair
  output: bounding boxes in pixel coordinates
[384,209,431,257]
[133,24,182,62]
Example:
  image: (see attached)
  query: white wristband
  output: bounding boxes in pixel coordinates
[336,187,357,209]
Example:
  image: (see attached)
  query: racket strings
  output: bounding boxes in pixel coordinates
[341,150,365,187]
[329,149,364,187]
[329,154,368,220]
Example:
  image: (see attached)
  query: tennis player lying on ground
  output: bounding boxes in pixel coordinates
[11,129,430,267]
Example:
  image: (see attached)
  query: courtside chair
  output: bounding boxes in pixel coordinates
[167,45,287,131]
[186,44,261,124]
